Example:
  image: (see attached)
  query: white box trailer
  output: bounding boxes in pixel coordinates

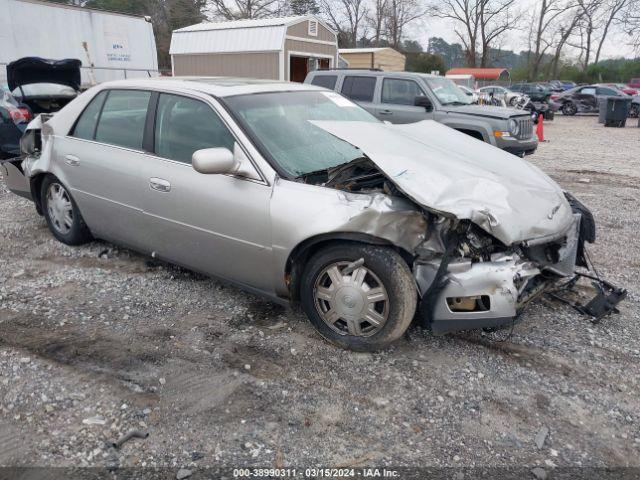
[0,0,159,87]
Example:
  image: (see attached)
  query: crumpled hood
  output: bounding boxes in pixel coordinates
[312,120,574,246]
[439,104,525,119]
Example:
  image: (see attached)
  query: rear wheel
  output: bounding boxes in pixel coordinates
[41,175,92,245]
[629,103,639,118]
[300,244,417,351]
[562,102,577,116]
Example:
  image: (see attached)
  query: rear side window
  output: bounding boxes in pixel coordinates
[341,76,376,102]
[154,93,235,164]
[311,75,338,90]
[95,90,151,150]
[581,87,596,95]
[596,87,618,96]
[72,91,108,140]
[381,78,424,105]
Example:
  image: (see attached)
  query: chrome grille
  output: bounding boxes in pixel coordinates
[517,117,533,139]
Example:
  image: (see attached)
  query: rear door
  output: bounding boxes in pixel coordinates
[139,92,273,291]
[375,77,432,123]
[54,88,156,251]
[340,75,378,115]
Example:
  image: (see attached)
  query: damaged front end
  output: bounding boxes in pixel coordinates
[413,214,582,334]
[303,120,626,333]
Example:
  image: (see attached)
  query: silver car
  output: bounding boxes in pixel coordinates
[3,77,594,351]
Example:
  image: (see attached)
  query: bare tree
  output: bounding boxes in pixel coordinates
[528,0,570,78]
[430,0,520,67]
[429,0,481,66]
[321,0,368,47]
[207,0,284,19]
[384,0,424,48]
[549,8,583,77]
[366,0,389,45]
[593,0,631,63]
[478,0,520,67]
[619,0,640,53]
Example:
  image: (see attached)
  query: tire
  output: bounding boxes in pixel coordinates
[509,96,518,107]
[300,243,417,352]
[41,174,92,245]
[562,102,577,116]
[629,104,639,118]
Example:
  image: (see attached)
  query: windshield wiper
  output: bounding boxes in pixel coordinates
[441,101,468,106]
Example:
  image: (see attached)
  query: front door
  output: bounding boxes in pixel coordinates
[376,77,432,123]
[139,93,273,292]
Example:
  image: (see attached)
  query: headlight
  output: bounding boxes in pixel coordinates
[508,118,520,136]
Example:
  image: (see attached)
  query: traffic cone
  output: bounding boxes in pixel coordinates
[536,114,545,142]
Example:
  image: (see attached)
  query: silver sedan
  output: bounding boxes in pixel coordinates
[3,78,593,351]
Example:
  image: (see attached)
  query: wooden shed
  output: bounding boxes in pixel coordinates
[170,16,338,82]
[338,48,406,71]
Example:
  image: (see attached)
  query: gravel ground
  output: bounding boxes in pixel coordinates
[0,115,639,477]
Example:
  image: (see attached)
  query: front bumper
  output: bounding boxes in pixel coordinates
[415,216,581,334]
[498,135,538,156]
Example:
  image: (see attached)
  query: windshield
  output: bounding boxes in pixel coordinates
[224,91,378,177]
[424,77,472,105]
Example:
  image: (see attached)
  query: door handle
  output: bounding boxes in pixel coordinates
[149,177,171,192]
[379,110,393,115]
[65,154,80,166]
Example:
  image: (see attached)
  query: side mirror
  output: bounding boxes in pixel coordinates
[192,148,238,175]
[414,95,433,111]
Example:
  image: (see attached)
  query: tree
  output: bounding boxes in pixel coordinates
[321,0,368,47]
[594,0,632,63]
[429,0,480,66]
[207,0,284,19]
[527,0,567,79]
[405,52,446,73]
[366,0,388,46]
[289,0,320,15]
[384,0,424,48]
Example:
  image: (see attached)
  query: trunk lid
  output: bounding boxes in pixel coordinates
[7,57,82,92]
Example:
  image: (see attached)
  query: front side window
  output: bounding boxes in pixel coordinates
[311,75,338,90]
[341,76,376,102]
[154,94,235,163]
[225,91,377,177]
[423,77,472,105]
[71,90,108,140]
[381,78,425,105]
[95,90,151,150]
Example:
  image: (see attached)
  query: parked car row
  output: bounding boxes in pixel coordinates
[3,76,598,351]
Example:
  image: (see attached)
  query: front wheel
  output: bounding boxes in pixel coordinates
[300,244,417,351]
[41,175,92,245]
[562,102,577,116]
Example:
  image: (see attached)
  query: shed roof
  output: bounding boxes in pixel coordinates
[170,15,335,55]
[446,68,509,80]
[339,47,403,56]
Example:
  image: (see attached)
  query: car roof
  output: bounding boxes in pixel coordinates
[90,77,325,98]
[310,69,439,79]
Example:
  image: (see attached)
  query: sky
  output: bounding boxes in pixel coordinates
[406,0,637,61]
